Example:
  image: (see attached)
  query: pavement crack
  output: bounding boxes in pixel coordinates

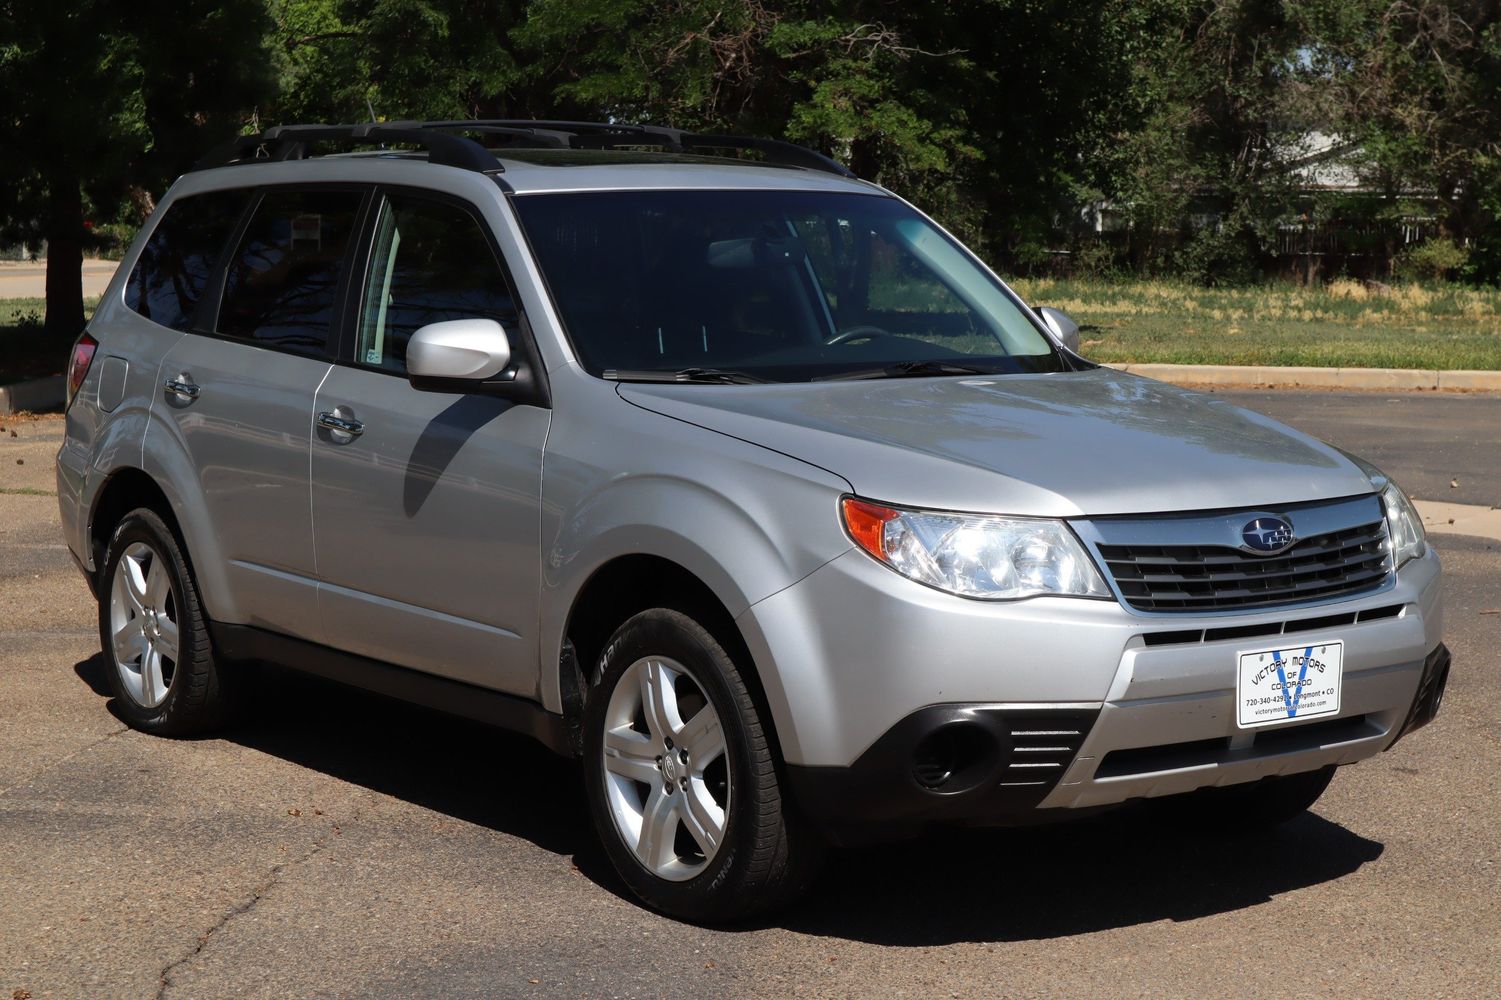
[0,725,129,798]
[154,798,368,998]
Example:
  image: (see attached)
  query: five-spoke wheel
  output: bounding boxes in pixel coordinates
[108,541,181,708]
[98,508,232,735]
[582,608,821,922]
[601,655,730,881]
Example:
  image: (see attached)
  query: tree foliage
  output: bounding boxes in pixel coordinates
[6,0,1501,349]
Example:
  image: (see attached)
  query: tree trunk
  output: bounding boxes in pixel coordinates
[44,171,86,346]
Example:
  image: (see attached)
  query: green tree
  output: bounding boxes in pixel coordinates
[269,0,535,122]
[0,0,275,345]
[1314,0,1501,282]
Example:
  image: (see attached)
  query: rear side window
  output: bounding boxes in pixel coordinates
[356,194,518,374]
[217,188,363,355]
[124,191,247,332]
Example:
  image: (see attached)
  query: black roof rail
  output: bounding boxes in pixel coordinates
[192,119,856,179]
[193,122,502,173]
[426,120,856,177]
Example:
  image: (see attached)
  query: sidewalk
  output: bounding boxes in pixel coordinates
[0,259,118,300]
[1108,362,1501,392]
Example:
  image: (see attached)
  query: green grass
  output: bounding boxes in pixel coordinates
[1,297,99,383]
[1006,278,1501,370]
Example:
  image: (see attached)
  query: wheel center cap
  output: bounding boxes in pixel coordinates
[660,753,679,784]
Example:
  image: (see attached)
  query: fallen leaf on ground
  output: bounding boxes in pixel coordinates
[287,807,301,817]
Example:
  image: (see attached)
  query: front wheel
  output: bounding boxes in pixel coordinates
[582,609,820,922]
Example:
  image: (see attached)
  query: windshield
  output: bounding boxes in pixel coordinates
[511,190,1067,382]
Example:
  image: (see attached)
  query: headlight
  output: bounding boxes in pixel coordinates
[1379,480,1427,568]
[840,497,1110,600]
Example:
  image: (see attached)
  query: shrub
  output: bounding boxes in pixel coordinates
[1396,240,1469,282]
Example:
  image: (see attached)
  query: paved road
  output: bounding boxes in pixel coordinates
[0,261,118,300]
[1215,389,1501,508]
[2,402,1498,999]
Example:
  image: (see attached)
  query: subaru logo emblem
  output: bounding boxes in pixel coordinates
[1241,516,1295,554]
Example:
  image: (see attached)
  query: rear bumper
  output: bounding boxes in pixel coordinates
[787,643,1450,841]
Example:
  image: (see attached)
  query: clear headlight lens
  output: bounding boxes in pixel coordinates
[1379,480,1427,568]
[841,497,1110,600]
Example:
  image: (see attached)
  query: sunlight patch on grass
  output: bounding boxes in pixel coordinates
[1009,279,1501,370]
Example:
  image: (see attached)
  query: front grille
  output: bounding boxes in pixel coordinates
[1099,520,1391,613]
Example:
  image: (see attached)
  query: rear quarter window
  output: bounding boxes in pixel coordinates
[124,191,249,332]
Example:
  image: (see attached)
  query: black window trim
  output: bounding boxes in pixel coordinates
[184,182,377,364]
[330,183,551,408]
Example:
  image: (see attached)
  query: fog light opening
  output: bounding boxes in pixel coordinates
[911,724,992,791]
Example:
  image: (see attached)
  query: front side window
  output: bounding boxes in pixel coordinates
[510,190,1063,381]
[356,194,518,374]
[217,188,362,354]
[124,191,248,332]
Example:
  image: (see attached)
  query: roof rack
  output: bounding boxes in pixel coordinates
[192,120,856,178]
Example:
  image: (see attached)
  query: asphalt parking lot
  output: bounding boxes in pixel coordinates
[2,393,1498,999]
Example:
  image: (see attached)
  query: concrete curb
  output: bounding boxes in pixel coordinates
[1413,500,1501,543]
[0,375,64,415]
[1107,363,1501,391]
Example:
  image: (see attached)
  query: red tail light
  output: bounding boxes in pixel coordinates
[67,333,98,406]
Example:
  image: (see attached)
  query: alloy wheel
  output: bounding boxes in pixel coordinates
[600,655,730,882]
[108,541,180,708]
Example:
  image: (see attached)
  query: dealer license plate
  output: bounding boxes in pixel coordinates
[1236,641,1343,729]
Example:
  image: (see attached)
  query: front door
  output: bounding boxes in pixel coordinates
[310,191,549,695]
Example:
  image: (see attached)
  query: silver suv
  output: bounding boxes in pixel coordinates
[58,121,1450,922]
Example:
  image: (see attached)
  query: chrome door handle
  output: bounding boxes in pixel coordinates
[317,411,364,437]
[163,376,200,400]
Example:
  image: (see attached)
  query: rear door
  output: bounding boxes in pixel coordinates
[310,189,549,694]
[153,186,365,639]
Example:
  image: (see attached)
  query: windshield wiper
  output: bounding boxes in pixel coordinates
[602,367,768,385]
[814,360,995,382]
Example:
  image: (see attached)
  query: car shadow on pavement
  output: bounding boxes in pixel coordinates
[775,805,1384,945]
[74,653,593,859]
[73,653,1385,941]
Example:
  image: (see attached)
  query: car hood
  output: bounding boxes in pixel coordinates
[617,368,1375,517]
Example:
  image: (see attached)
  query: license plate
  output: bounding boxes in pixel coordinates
[1236,641,1343,729]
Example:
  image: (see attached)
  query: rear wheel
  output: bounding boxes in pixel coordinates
[582,608,820,922]
[98,508,231,736]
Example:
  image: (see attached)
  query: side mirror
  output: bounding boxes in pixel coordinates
[407,319,512,384]
[1034,306,1081,354]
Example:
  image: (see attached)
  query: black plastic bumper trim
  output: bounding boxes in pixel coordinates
[1391,642,1451,745]
[785,704,1100,844]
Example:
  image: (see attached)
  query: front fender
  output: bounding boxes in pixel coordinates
[537,377,854,716]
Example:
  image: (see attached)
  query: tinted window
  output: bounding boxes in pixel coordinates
[124,191,247,332]
[356,194,518,374]
[510,190,1062,381]
[217,189,362,354]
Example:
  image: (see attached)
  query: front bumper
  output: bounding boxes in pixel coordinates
[740,543,1444,832]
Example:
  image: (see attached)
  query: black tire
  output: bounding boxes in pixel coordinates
[582,608,822,922]
[1164,765,1337,832]
[97,508,232,736]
